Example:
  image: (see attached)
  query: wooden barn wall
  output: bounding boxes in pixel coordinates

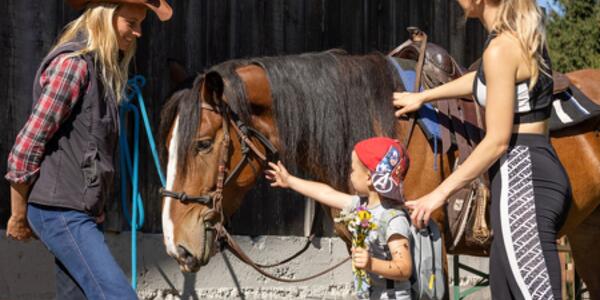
[0,0,486,235]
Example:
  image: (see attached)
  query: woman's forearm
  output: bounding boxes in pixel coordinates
[10,182,31,218]
[421,71,476,102]
[436,137,507,199]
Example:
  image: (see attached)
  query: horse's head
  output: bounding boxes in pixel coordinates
[159,62,277,272]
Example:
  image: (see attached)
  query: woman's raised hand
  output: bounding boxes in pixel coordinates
[393,91,426,117]
[266,161,292,188]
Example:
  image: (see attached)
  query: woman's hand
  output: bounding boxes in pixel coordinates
[6,215,34,241]
[352,246,372,271]
[405,189,447,229]
[266,161,292,188]
[393,91,426,117]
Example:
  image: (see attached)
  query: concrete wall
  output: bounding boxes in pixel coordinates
[1,232,354,300]
[1,231,492,300]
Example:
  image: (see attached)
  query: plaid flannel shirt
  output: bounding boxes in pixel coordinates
[5,54,89,184]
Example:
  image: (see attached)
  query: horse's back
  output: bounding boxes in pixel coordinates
[551,69,600,235]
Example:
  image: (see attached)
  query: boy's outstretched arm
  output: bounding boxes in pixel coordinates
[353,235,412,281]
[266,161,354,210]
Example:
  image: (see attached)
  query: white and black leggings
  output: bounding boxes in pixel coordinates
[489,134,571,300]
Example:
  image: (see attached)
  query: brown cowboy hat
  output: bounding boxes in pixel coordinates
[67,0,173,21]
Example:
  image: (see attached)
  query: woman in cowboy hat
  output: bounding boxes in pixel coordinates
[5,1,171,299]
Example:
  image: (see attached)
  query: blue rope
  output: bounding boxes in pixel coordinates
[119,75,166,289]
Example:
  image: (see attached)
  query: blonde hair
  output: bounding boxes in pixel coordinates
[54,3,135,103]
[492,0,551,88]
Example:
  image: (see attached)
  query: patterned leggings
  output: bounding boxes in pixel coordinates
[489,134,571,300]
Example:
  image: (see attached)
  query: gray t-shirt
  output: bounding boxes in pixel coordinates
[348,196,412,300]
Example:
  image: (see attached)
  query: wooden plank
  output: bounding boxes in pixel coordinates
[365,0,381,52]
[206,0,231,65]
[449,1,467,66]
[304,0,324,52]
[284,0,305,54]
[465,19,486,66]
[340,0,365,54]
[183,0,207,71]
[236,0,262,58]
[395,0,412,43]
[263,0,285,55]
[322,0,343,50]
[431,0,449,48]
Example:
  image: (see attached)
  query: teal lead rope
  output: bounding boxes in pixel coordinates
[119,75,166,289]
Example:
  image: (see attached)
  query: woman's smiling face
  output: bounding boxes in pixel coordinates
[113,4,146,51]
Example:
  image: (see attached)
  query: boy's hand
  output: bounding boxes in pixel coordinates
[351,246,372,271]
[266,161,292,188]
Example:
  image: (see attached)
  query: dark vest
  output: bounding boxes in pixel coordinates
[28,41,119,216]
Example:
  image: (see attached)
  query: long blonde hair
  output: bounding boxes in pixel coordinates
[54,3,135,103]
[492,0,551,88]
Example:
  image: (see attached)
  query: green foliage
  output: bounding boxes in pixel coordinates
[546,0,600,72]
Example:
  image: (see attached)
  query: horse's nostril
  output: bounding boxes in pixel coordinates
[177,245,192,258]
[177,245,200,272]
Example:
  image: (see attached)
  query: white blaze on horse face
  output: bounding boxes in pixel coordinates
[162,117,179,257]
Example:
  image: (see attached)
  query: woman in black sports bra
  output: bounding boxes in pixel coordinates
[393,1,571,299]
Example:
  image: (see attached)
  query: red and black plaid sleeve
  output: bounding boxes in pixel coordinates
[5,54,89,184]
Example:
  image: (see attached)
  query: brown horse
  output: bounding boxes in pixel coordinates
[159,52,600,297]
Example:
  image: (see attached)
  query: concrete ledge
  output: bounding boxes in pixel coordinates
[1,231,496,300]
[1,231,353,300]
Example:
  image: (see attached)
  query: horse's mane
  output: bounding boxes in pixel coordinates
[251,50,403,190]
[160,50,404,189]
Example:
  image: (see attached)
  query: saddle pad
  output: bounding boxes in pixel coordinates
[549,85,600,131]
[387,56,441,143]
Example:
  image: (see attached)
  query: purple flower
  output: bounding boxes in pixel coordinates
[361,220,369,228]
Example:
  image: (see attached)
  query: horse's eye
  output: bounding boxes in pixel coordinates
[195,140,213,153]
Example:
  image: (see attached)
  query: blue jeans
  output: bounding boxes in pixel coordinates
[27,203,137,300]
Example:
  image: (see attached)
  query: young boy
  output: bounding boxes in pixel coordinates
[267,137,413,299]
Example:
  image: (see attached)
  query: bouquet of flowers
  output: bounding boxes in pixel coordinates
[335,203,377,299]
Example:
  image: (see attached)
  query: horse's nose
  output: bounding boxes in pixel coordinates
[177,245,199,271]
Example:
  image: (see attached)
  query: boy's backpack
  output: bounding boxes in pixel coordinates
[377,209,445,300]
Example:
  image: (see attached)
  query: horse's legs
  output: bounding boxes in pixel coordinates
[568,204,600,299]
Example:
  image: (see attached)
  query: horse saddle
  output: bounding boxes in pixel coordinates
[390,33,491,255]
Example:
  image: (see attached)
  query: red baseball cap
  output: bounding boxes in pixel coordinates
[354,137,409,202]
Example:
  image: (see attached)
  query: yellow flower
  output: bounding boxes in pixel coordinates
[358,210,371,221]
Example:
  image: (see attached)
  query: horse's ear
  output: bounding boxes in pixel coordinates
[169,59,189,87]
[201,71,225,106]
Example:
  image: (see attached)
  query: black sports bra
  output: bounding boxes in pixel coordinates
[472,32,554,124]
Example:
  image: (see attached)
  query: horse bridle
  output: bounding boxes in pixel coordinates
[160,100,277,243]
